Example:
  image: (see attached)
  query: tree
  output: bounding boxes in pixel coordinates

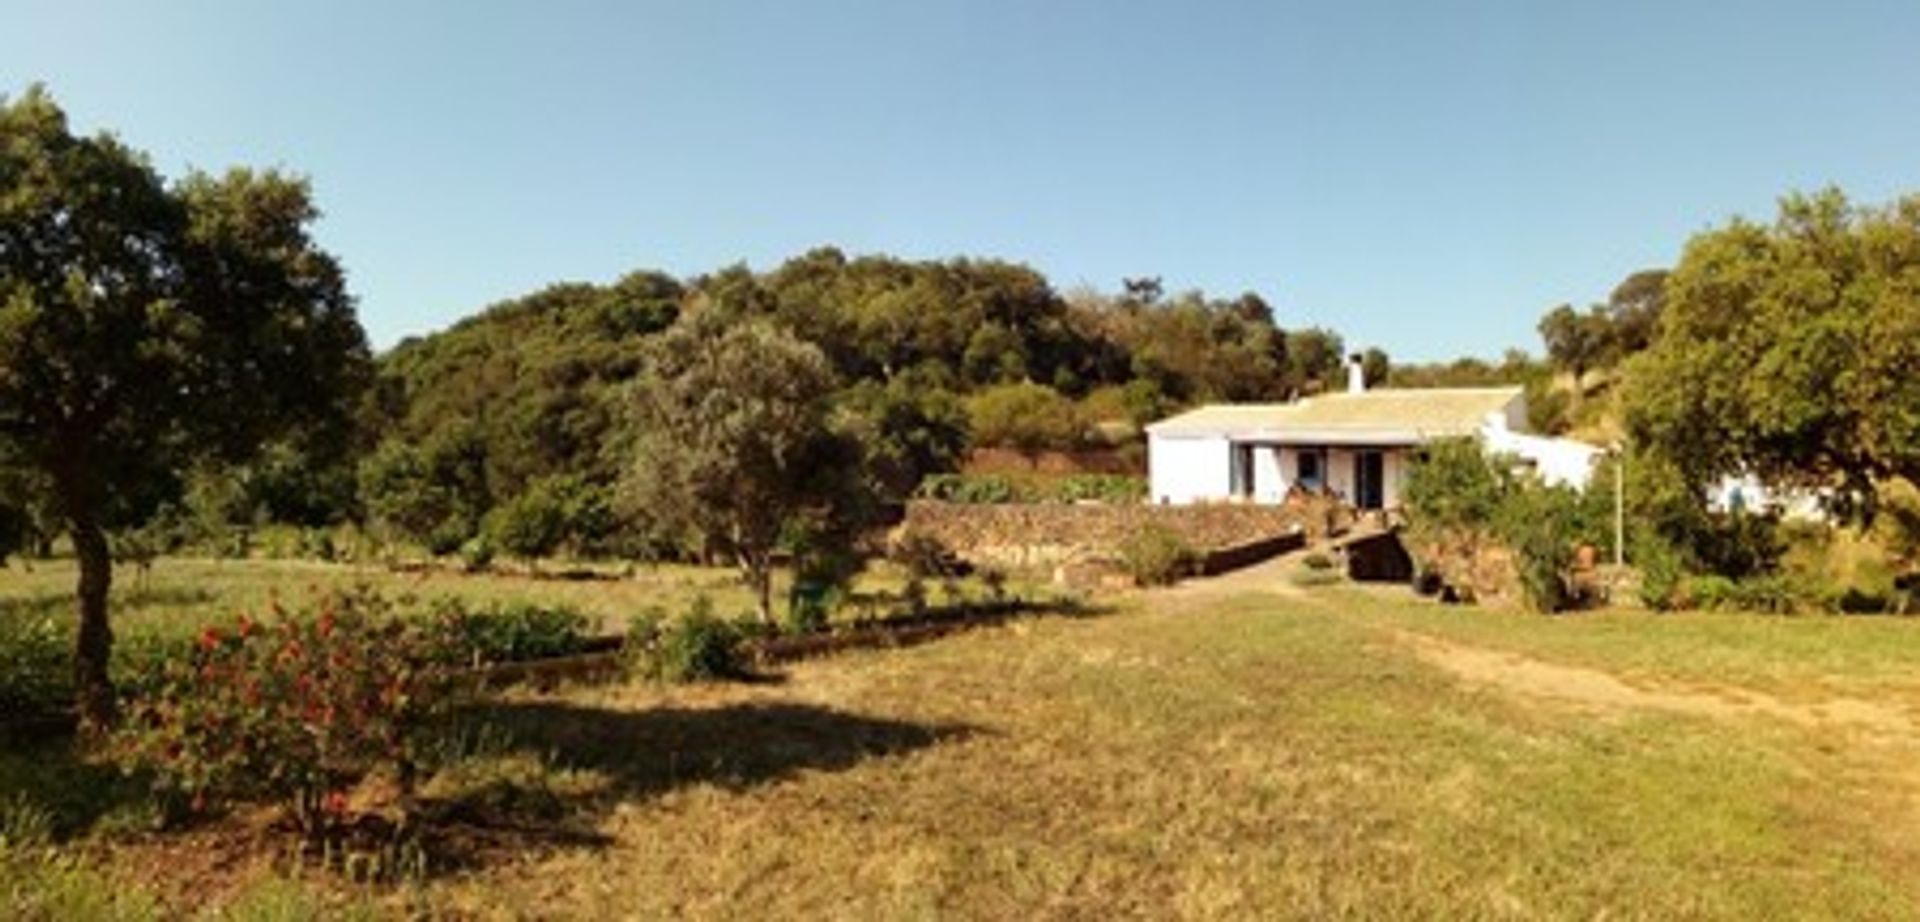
[1537,304,1605,388]
[1282,327,1345,394]
[964,381,1086,454]
[1601,268,1668,363]
[1360,347,1391,388]
[619,313,860,623]
[1623,188,1920,522]
[0,87,369,726]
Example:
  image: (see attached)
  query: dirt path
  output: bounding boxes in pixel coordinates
[1157,567,1920,743]
[1159,550,1309,600]
[1392,628,1918,742]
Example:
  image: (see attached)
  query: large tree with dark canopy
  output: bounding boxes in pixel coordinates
[0,87,369,727]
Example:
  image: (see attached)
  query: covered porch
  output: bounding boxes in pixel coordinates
[1225,441,1411,510]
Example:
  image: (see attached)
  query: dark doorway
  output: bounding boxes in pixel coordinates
[1354,450,1384,510]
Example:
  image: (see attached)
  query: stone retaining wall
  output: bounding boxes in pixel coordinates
[899,499,1336,571]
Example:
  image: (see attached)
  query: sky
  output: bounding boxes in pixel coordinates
[4,1,1918,361]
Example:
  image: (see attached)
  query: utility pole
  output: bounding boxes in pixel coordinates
[1612,440,1626,570]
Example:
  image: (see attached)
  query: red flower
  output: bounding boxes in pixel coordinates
[198,627,222,651]
[324,790,350,816]
[237,615,255,638]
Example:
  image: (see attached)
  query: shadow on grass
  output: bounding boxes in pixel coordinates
[413,700,978,869]
[476,699,974,800]
[0,737,156,841]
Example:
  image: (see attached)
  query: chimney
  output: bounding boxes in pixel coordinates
[1346,353,1366,394]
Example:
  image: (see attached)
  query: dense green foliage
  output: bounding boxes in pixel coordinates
[626,598,745,682]
[1118,525,1197,587]
[619,313,862,622]
[363,255,1354,555]
[1403,439,1611,611]
[1624,190,1920,521]
[0,87,371,724]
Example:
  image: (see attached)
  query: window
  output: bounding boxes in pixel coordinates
[1296,449,1323,487]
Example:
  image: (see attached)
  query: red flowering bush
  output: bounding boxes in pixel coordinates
[119,591,464,833]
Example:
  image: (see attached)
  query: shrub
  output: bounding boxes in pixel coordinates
[118,593,461,833]
[459,535,495,573]
[1633,534,1687,611]
[1054,475,1147,504]
[482,487,568,565]
[889,530,967,580]
[626,597,744,682]
[1119,525,1196,587]
[1683,573,1738,610]
[917,473,1016,504]
[965,382,1087,453]
[433,600,591,663]
[1726,574,1812,615]
[1301,551,1337,571]
[784,581,838,636]
[0,608,70,718]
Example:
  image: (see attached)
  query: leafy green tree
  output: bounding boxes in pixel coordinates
[358,427,490,554]
[619,313,862,623]
[1360,347,1391,388]
[1624,189,1920,520]
[483,478,569,566]
[1537,304,1607,387]
[835,376,970,501]
[0,87,369,726]
[1600,269,1668,364]
[1282,327,1345,395]
[965,382,1086,454]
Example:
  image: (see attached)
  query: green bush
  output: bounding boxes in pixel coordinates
[917,473,1016,504]
[1683,573,1738,610]
[917,472,1147,505]
[1054,474,1148,504]
[1301,551,1336,571]
[1633,534,1687,611]
[459,535,496,573]
[1119,525,1196,587]
[1726,574,1813,615]
[0,608,69,718]
[965,382,1087,453]
[433,600,592,663]
[627,597,744,682]
[784,581,839,636]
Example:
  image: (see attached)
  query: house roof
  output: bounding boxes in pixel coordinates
[1145,387,1524,444]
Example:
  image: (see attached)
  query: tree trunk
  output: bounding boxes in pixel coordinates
[741,553,774,625]
[70,515,117,731]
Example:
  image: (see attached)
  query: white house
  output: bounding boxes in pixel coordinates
[1144,359,1602,509]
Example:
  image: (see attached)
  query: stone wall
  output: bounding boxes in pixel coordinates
[899,499,1333,571]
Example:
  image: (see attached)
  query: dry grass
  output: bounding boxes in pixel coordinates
[7,567,1920,918]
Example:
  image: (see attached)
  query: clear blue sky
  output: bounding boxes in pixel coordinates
[5,1,1918,361]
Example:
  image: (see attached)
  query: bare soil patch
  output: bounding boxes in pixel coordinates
[1394,628,1918,742]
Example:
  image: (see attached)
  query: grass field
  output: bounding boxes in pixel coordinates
[5,559,1920,918]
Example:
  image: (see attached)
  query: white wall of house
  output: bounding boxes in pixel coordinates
[1148,435,1232,504]
[1482,426,1601,489]
[1252,446,1286,503]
